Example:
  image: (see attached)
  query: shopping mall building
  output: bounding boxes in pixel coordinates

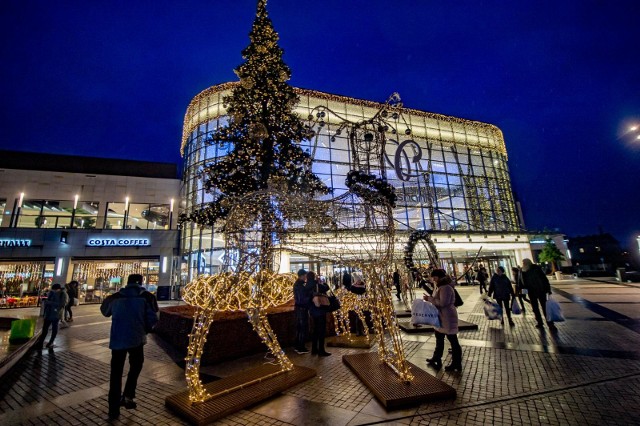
[180,82,537,281]
[0,151,180,303]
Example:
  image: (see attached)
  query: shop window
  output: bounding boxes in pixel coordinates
[13,199,98,229]
[105,202,126,229]
[73,201,100,229]
[106,201,170,230]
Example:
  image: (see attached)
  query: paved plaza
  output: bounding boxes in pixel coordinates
[1,278,640,425]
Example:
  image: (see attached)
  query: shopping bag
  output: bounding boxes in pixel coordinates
[324,294,341,312]
[411,299,441,327]
[546,296,565,322]
[9,318,36,343]
[511,297,522,315]
[482,296,502,320]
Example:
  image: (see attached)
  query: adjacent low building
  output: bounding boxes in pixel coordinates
[0,151,181,302]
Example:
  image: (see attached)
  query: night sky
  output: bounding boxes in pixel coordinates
[1,1,639,247]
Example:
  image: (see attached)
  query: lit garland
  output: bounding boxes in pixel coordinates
[181,82,508,158]
[181,0,329,228]
[345,170,397,208]
[403,230,440,272]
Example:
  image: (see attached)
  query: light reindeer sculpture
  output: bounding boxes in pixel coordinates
[331,287,372,340]
[182,184,413,404]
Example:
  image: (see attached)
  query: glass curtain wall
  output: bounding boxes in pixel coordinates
[180,86,521,280]
[106,202,170,230]
[14,199,99,229]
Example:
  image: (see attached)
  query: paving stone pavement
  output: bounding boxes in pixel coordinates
[1,278,640,425]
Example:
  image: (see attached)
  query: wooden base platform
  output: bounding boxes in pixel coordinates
[342,352,456,409]
[397,319,478,334]
[165,364,316,425]
[326,334,374,348]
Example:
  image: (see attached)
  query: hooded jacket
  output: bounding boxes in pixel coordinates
[100,284,158,350]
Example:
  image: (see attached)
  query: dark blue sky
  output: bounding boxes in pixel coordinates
[1,1,639,247]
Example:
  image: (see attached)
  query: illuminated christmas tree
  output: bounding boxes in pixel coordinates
[188,0,327,228]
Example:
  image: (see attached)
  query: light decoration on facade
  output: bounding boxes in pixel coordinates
[72,261,143,281]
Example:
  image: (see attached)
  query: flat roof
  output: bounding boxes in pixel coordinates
[0,150,179,179]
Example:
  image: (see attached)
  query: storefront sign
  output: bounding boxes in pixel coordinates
[0,239,32,247]
[87,238,150,247]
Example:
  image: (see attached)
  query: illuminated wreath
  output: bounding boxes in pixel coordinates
[345,170,397,208]
[403,230,439,272]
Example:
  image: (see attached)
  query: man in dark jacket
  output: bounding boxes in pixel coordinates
[293,269,314,354]
[521,259,556,331]
[488,266,515,326]
[101,274,159,420]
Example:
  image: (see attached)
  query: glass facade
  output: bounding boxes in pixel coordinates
[180,83,522,279]
[106,202,170,230]
[14,199,100,229]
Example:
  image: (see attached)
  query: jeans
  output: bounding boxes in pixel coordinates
[496,297,512,320]
[479,280,488,294]
[311,314,327,353]
[36,319,59,348]
[109,345,144,414]
[295,306,309,349]
[529,293,552,326]
[433,330,462,366]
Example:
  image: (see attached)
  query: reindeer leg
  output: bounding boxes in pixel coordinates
[247,308,293,372]
[185,306,216,403]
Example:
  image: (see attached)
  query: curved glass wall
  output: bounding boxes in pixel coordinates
[180,83,521,280]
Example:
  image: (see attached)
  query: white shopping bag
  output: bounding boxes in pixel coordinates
[511,297,522,315]
[411,299,441,327]
[546,295,565,322]
[482,296,502,320]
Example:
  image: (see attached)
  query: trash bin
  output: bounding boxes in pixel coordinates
[616,268,626,282]
[156,285,171,301]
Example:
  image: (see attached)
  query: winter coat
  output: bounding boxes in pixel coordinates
[309,280,330,318]
[43,290,64,321]
[100,284,159,350]
[293,278,314,308]
[59,289,69,320]
[431,278,458,334]
[520,264,551,296]
[488,274,515,300]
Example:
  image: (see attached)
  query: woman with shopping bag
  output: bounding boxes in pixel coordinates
[424,269,462,372]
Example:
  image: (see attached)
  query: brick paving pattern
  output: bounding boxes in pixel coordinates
[1,279,640,425]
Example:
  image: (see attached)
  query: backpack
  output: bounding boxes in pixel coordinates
[454,289,464,307]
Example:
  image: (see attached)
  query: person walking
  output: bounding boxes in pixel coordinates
[58,285,70,328]
[488,266,515,326]
[477,266,488,294]
[393,269,401,300]
[35,283,65,350]
[100,274,159,420]
[308,271,331,357]
[293,268,313,354]
[511,267,527,314]
[425,269,462,372]
[65,280,78,322]
[520,259,556,331]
